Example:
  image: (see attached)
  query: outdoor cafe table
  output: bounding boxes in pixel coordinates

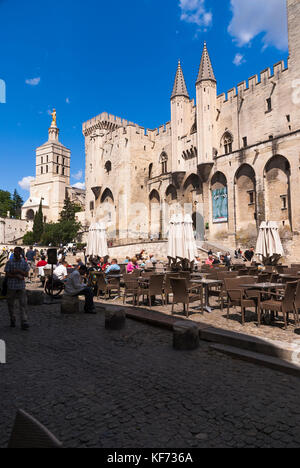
[191,279,223,313]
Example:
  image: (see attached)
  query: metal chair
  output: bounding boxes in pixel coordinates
[8,409,62,448]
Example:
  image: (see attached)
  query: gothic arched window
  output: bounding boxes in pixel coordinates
[223,132,233,155]
[160,152,168,174]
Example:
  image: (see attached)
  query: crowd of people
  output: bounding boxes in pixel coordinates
[0,244,162,331]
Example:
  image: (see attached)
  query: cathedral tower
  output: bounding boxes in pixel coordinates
[22,111,72,223]
[196,43,217,163]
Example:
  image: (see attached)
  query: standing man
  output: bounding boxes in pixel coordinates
[5,247,30,330]
[243,247,255,263]
[26,246,36,266]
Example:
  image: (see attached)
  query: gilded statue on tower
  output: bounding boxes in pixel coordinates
[51,108,57,126]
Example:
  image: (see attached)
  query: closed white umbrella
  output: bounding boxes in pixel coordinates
[86,222,108,257]
[256,221,284,264]
[183,214,198,261]
[86,223,96,257]
[96,222,109,258]
[174,213,185,259]
[167,214,176,258]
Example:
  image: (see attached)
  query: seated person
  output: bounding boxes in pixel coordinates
[105,259,121,276]
[37,256,47,267]
[205,255,214,267]
[98,257,110,271]
[126,258,139,273]
[75,257,85,268]
[65,265,95,314]
[53,261,68,282]
[144,257,153,269]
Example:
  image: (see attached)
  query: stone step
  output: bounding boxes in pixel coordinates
[210,343,300,377]
[200,326,300,364]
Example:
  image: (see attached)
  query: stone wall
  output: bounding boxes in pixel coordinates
[0,218,33,244]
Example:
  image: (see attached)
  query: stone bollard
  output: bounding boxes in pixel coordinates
[27,290,45,306]
[105,309,126,330]
[173,321,200,351]
[61,295,80,314]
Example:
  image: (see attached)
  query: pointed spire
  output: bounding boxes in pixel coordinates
[171,60,190,100]
[196,42,216,84]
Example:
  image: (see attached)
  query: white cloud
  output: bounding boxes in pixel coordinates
[66,97,70,104]
[25,77,41,86]
[18,176,35,191]
[233,53,245,66]
[72,170,83,181]
[179,0,212,29]
[228,0,288,50]
[72,182,85,190]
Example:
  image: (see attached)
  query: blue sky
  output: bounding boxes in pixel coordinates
[0,0,289,199]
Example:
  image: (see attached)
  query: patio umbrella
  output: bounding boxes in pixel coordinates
[174,213,185,259]
[256,221,284,264]
[183,214,198,261]
[86,222,109,258]
[167,214,176,259]
[167,214,198,261]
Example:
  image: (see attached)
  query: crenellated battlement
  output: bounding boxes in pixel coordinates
[82,111,172,142]
[217,59,288,105]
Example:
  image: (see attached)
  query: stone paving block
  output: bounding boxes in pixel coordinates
[27,290,45,306]
[173,321,200,351]
[105,309,126,330]
[61,295,80,314]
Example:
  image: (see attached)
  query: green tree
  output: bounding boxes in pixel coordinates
[22,231,36,246]
[41,219,81,246]
[0,190,13,218]
[32,200,44,242]
[11,189,23,219]
[59,196,82,222]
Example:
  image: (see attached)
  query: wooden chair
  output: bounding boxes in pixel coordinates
[224,277,258,325]
[8,409,62,448]
[259,281,298,329]
[170,277,203,318]
[137,274,165,308]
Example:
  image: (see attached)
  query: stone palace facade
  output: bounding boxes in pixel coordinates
[82,0,300,256]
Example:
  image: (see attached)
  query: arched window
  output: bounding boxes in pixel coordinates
[105,161,112,174]
[160,152,168,174]
[222,132,233,155]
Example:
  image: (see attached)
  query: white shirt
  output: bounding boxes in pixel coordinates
[53,265,68,280]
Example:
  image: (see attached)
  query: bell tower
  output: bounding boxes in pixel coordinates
[22,110,72,223]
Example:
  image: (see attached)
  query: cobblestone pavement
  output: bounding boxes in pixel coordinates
[0,299,299,449]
